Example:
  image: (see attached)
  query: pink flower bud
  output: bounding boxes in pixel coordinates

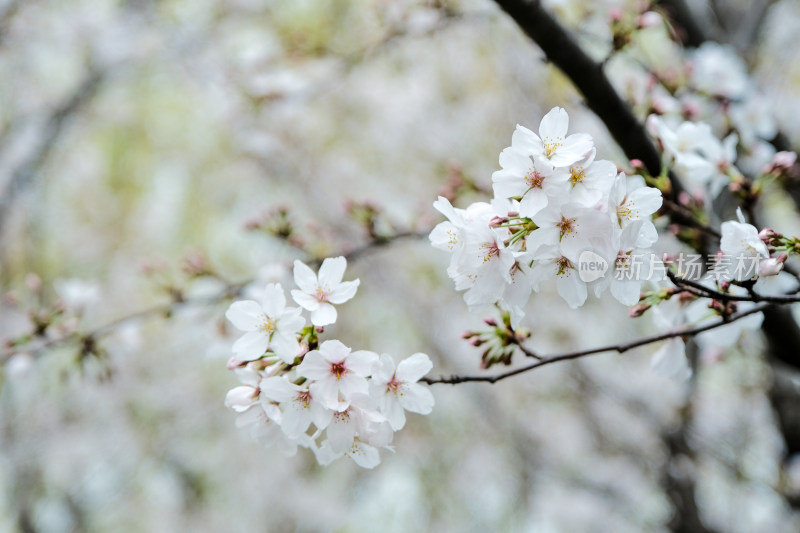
[483,318,497,327]
[224,386,259,412]
[758,227,781,245]
[489,216,508,228]
[629,303,651,317]
[637,11,662,28]
[226,356,244,371]
[764,151,798,178]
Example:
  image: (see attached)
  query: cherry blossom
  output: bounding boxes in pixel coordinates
[291,257,360,326]
[225,283,305,363]
[491,147,566,218]
[260,376,333,439]
[370,353,435,430]
[719,208,769,281]
[295,340,378,411]
[511,107,594,167]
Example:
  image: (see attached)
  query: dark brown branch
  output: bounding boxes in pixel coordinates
[422,303,770,385]
[492,0,680,198]
[667,270,800,304]
[654,0,707,47]
[491,0,800,379]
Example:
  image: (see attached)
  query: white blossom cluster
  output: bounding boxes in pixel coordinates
[430,107,664,322]
[224,257,434,469]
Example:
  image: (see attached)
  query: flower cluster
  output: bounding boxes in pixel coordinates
[430,107,664,321]
[224,257,434,468]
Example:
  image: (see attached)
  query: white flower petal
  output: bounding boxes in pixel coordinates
[610,279,641,306]
[556,271,587,309]
[261,283,287,318]
[311,303,337,326]
[348,440,381,469]
[293,260,318,293]
[225,300,263,331]
[232,330,269,361]
[296,351,332,380]
[395,353,433,382]
[382,396,407,431]
[651,338,691,381]
[318,256,347,287]
[327,279,360,304]
[259,376,297,403]
[327,415,356,454]
[310,377,341,411]
[291,289,320,311]
[270,331,300,363]
[397,383,435,415]
[347,350,378,376]
[539,107,569,139]
[318,340,350,363]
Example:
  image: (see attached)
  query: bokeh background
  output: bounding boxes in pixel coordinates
[1,0,800,531]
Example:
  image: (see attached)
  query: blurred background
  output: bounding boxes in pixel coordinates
[1,0,800,531]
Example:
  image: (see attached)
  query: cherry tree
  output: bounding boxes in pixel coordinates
[1,0,800,531]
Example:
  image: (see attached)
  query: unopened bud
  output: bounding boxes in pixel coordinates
[629,303,651,317]
[629,159,644,170]
[483,318,497,327]
[489,216,508,228]
[758,227,782,245]
[226,356,244,370]
[677,291,696,303]
[764,151,798,179]
[637,11,662,28]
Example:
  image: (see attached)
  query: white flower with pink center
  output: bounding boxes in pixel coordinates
[291,256,360,326]
[719,208,769,281]
[225,283,305,363]
[295,340,377,411]
[260,376,333,439]
[511,107,594,168]
[370,353,435,431]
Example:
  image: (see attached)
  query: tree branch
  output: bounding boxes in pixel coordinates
[0,229,430,363]
[490,0,800,378]
[492,0,680,197]
[422,303,769,385]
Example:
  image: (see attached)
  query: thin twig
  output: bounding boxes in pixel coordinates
[667,270,800,304]
[1,229,430,363]
[422,303,769,385]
